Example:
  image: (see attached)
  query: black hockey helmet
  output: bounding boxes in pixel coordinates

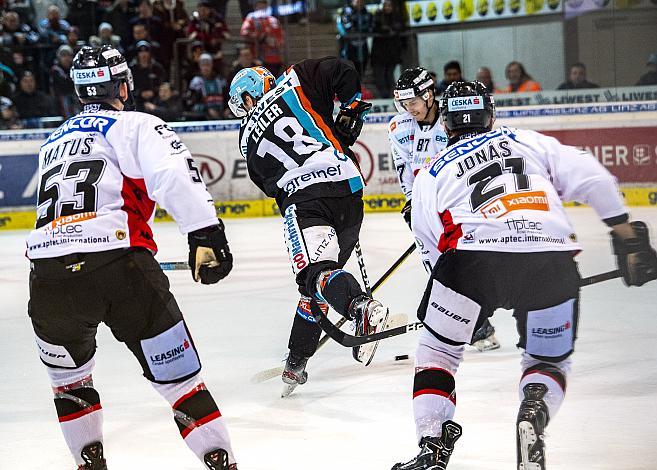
[439,81,495,132]
[70,45,134,105]
[393,67,434,113]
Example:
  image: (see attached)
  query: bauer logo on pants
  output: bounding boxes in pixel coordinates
[35,336,77,368]
[424,279,480,343]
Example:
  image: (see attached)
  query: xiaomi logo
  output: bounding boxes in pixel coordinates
[480,191,549,219]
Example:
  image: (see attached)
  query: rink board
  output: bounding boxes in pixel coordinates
[0,102,655,230]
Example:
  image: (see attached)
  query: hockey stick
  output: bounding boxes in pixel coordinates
[159,261,189,271]
[311,267,623,348]
[250,243,417,383]
[315,242,415,349]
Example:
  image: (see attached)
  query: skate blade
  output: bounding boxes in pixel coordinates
[354,310,405,366]
[281,382,298,398]
[473,334,501,352]
[518,421,541,470]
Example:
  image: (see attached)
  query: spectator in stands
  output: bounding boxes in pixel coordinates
[371,0,405,98]
[0,96,22,129]
[144,81,182,121]
[65,0,98,40]
[187,52,228,120]
[153,0,189,36]
[0,11,39,48]
[337,0,373,78]
[502,61,541,92]
[38,6,70,46]
[181,40,204,87]
[12,71,54,121]
[130,0,165,47]
[636,53,657,86]
[7,0,37,27]
[558,62,599,89]
[435,60,463,95]
[476,66,497,93]
[0,63,16,98]
[187,0,230,63]
[66,25,85,52]
[89,22,123,51]
[125,22,161,63]
[227,45,262,83]
[103,0,135,48]
[240,0,284,76]
[130,40,166,111]
[49,44,78,118]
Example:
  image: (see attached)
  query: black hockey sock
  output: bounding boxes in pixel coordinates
[172,384,221,439]
[315,269,365,318]
[54,386,102,423]
[521,363,567,392]
[288,311,322,357]
[413,368,456,403]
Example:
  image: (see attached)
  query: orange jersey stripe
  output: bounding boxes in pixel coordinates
[294,86,344,153]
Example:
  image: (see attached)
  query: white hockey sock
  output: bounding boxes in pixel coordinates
[413,330,464,442]
[152,374,236,465]
[48,358,104,466]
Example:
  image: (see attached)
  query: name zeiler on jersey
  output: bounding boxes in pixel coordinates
[392,81,657,470]
[27,46,238,470]
[228,58,390,397]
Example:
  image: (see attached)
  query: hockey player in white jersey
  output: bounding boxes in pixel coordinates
[391,81,657,470]
[26,46,238,469]
[389,67,500,352]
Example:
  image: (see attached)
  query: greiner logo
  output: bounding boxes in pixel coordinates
[284,165,342,194]
[150,339,190,365]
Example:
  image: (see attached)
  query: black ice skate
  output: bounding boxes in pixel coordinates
[281,352,308,397]
[517,383,550,470]
[204,448,237,469]
[349,295,390,366]
[78,441,107,470]
[391,420,462,470]
[471,319,501,352]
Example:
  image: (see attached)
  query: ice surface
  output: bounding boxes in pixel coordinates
[1,208,656,469]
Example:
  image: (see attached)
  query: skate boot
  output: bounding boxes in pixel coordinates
[281,352,308,397]
[392,420,462,470]
[472,319,501,352]
[350,295,390,366]
[78,442,107,470]
[204,448,238,469]
[517,383,550,470]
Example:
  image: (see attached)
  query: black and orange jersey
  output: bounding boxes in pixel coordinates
[238,57,364,211]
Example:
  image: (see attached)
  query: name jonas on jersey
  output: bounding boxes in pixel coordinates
[454,139,511,178]
[249,103,284,143]
[42,137,94,169]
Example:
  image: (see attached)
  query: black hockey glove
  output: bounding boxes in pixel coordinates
[188,221,233,284]
[401,199,412,230]
[611,221,657,287]
[334,99,372,147]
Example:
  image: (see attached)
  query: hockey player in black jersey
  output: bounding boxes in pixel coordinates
[391,81,657,469]
[27,46,238,469]
[228,59,390,396]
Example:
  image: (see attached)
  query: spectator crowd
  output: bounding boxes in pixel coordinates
[0,0,654,129]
